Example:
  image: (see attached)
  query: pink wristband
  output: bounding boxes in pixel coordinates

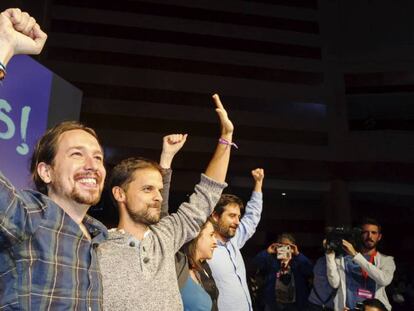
[218,138,238,149]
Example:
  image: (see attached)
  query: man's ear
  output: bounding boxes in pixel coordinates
[112,186,126,203]
[211,211,220,223]
[37,162,52,184]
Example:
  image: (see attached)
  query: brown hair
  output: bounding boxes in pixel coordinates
[184,217,214,271]
[277,233,296,244]
[213,194,244,217]
[109,157,162,206]
[360,217,382,233]
[30,121,101,195]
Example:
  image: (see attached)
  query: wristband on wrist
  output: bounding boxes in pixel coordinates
[0,61,6,81]
[218,137,238,149]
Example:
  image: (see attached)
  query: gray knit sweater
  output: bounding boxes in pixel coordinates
[97,174,227,311]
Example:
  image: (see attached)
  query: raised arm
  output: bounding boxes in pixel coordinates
[234,168,264,248]
[160,94,233,251]
[252,168,264,193]
[0,171,46,247]
[0,8,47,244]
[159,134,187,218]
[341,239,396,286]
[0,8,47,73]
[159,134,187,169]
[325,251,341,289]
[204,94,233,183]
[352,253,395,286]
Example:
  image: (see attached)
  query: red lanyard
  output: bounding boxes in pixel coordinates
[361,251,377,281]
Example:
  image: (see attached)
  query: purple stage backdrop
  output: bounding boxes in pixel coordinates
[0,55,53,189]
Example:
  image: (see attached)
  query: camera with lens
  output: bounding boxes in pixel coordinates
[276,245,292,260]
[324,226,362,256]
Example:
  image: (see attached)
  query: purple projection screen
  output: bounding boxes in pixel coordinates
[0,55,53,189]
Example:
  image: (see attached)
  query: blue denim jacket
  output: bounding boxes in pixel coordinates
[0,171,107,310]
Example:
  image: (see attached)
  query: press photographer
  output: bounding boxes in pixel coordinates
[253,233,313,311]
[325,218,396,310]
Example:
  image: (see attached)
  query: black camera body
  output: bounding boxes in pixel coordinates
[325,226,362,256]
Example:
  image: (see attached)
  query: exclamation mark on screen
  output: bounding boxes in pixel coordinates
[16,106,31,155]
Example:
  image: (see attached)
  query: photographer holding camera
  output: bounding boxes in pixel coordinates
[325,218,396,310]
[253,233,313,311]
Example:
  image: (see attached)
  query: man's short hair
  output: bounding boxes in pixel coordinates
[277,233,296,245]
[30,121,101,195]
[108,157,162,206]
[360,217,382,233]
[213,194,244,216]
[363,298,387,311]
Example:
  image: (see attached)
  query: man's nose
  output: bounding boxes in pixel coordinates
[84,155,98,170]
[154,190,163,202]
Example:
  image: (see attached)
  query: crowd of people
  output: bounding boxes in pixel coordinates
[0,8,402,311]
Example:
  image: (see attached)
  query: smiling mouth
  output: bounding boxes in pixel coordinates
[79,178,97,184]
[76,177,99,188]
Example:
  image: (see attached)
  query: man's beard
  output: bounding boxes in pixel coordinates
[363,239,378,251]
[71,186,101,206]
[126,203,161,226]
[217,220,238,240]
[51,178,102,206]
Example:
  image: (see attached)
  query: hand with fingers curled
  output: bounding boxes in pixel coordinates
[162,134,187,157]
[266,242,279,255]
[342,239,357,257]
[0,8,47,66]
[288,243,300,256]
[251,168,264,183]
[159,134,188,169]
[251,168,264,192]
